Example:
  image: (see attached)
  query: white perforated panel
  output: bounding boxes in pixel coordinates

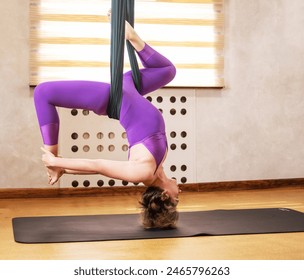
[59,89,196,187]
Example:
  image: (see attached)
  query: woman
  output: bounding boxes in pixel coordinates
[35,20,180,229]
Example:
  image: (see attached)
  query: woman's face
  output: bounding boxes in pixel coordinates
[164,178,180,205]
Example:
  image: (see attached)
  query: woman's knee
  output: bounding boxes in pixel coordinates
[168,65,176,82]
[34,82,52,103]
[163,65,176,85]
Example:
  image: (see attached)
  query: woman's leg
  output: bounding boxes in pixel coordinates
[125,22,176,95]
[34,80,110,183]
[34,80,110,149]
[125,21,145,52]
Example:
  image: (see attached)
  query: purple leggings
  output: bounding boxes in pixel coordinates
[34,43,176,168]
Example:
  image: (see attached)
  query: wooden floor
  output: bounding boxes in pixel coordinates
[0,187,303,260]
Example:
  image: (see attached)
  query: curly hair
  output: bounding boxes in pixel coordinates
[139,186,179,229]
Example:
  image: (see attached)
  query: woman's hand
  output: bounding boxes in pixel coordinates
[41,147,64,185]
[41,147,56,167]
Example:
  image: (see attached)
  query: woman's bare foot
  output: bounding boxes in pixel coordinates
[47,167,64,185]
[125,21,135,41]
[107,9,138,42]
[107,9,112,21]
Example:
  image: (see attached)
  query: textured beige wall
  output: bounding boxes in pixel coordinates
[0,0,303,188]
[196,0,304,182]
[0,0,45,188]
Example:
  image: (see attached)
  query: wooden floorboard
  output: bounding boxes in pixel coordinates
[0,186,303,260]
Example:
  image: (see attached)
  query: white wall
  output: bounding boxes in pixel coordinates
[0,0,303,188]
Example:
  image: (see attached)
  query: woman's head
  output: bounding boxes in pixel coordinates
[140,186,179,229]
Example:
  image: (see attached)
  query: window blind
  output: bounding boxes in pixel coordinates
[30,0,224,87]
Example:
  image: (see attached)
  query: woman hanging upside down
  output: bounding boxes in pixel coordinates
[34,19,179,229]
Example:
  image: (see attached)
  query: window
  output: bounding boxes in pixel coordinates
[30,0,224,87]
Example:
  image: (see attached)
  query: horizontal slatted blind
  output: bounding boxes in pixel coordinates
[30,0,224,87]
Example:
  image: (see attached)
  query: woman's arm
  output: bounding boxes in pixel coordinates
[41,148,154,183]
[64,169,98,175]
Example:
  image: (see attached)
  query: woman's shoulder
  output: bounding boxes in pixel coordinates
[129,143,155,162]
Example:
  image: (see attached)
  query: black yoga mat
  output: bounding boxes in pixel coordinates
[12,208,304,244]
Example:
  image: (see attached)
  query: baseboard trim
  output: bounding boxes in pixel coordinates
[197,177,304,192]
[0,178,303,199]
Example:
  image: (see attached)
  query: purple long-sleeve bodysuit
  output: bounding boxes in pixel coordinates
[34,43,176,168]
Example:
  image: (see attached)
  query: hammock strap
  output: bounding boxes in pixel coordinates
[107,0,142,120]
